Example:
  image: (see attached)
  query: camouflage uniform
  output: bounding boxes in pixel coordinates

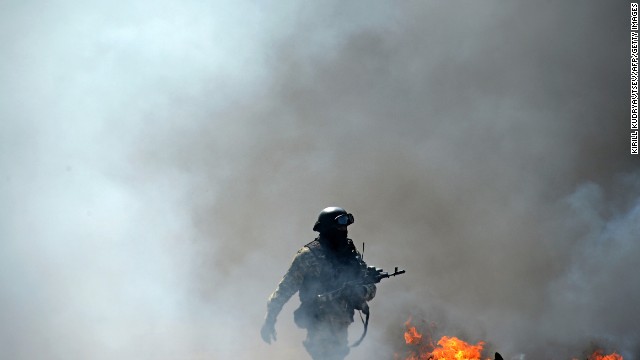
[265,237,376,360]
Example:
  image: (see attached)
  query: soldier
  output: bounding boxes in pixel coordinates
[260,207,377,360]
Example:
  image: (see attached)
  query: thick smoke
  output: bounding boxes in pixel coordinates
[1,1,638,359]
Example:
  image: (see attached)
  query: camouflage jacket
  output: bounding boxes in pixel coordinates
[265,237,376,324]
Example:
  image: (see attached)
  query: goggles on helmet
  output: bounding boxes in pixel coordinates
[334,213,354,226]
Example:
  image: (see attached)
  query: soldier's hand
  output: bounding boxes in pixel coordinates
[260,321,277,344]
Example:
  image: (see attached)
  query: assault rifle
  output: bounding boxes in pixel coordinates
[316,266,406,303]
[316,266,405,347]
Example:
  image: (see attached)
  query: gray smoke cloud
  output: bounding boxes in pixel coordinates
[1,1,638,359]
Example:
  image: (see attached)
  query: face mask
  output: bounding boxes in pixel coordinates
[322,227,348,250]
[327,226,347,237]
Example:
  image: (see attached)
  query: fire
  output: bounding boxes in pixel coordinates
[405,325,423,345]
[587,350,623,360]
[431,336,486,360]
[398,319,488,360]
[397,318,625,360]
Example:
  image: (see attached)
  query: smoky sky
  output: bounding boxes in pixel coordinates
[1,1,638,359]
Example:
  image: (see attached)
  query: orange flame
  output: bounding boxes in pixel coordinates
[397,318,434,360]
[398,318,625,360]
[588,350,623,360]
[398,319,488,360]
[405,325,423,345]
[431,336,486,360]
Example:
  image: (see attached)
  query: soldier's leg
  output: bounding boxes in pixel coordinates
[303,318,349,360]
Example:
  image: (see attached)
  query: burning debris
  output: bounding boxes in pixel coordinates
[430,337,487,360]
[583,350,624,360]
[395,318,493,360]
[395,318,625,360]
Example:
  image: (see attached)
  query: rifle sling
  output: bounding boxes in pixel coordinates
[349,308,369,347]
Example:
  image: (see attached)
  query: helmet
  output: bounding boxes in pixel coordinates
[313,207,355,232]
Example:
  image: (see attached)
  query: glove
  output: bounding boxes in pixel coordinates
[260,318,277,344]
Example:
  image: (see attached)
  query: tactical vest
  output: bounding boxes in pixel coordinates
[298,238,362,304]
[294,238,365,329]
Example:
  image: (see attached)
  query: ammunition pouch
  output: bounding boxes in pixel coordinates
[294,302,318,329]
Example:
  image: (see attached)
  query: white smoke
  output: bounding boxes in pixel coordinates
[1,1,637,359]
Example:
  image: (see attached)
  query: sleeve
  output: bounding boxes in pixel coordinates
[265,249,309,322]
[362,283,377,301]
[355,249,377,302]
